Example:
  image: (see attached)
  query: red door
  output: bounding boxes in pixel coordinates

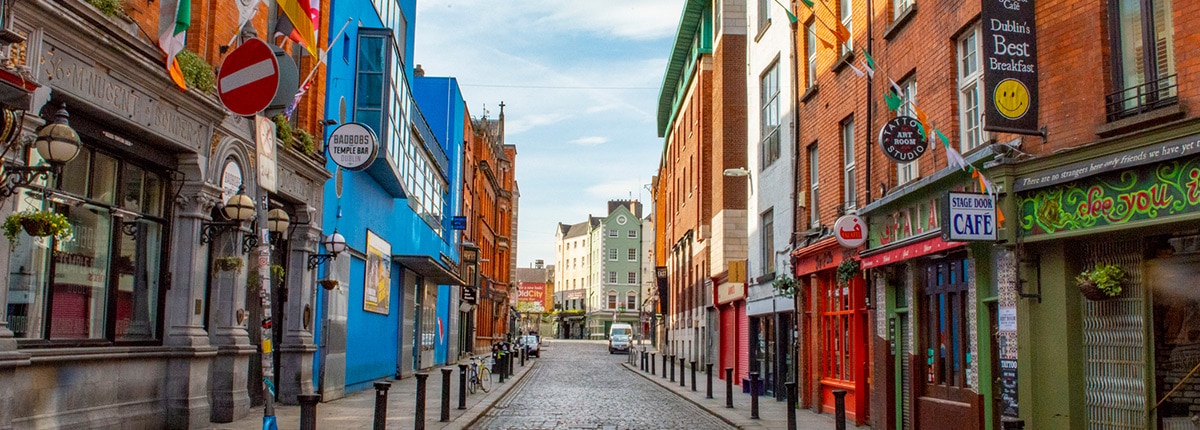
[817,269,869,423]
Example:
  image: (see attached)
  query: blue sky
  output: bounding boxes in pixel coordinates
[414,1,685,267]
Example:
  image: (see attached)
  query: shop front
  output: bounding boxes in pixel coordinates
[1011,120,1200,429]
[747,293,793,400]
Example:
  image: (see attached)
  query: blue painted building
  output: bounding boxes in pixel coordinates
[314,0,467,400]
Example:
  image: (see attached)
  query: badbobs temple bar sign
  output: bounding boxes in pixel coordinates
[983,0,1040,136]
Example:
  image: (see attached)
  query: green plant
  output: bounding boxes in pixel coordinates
[214,256,244,272]
[295,128,316,156]
[273,114,294,143]
[270,264,286,283]
[3,210,72,248]
[772,274,798,298]
[176,49,215,93]
[87,0,126,18]
[836,259,861,287]
[318,279,339,290]
[1076,263,1127,299]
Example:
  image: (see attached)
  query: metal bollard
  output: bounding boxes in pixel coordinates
[521,347,526,367]
[498,354,506,384]
[706,363,714,399]
[679,357,686,387]
[373,381,391,430]
[508,352,515,377]
[298,394,321,430]
[415,373,429,430]
[725,368,734,408]
[661,354,666,379]
[670,355,676,382]
[786,381,797,430]
[440,368,452,422]
[457,364,468,410]
[833,389,847,430]
[1001,418,1026,430]
[651,353,657,375]
[750,371,760,419]
[691,361,697,392]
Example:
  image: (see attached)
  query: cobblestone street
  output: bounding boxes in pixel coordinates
[472,340,732,430]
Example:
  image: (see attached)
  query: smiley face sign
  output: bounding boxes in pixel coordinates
[994,78,1030,120]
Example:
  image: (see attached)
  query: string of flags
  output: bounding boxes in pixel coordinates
[790,0,1005,223]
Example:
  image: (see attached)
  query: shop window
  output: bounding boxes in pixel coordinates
[6,146,167,343]
[923,257,971,388]
[822,271,857,384]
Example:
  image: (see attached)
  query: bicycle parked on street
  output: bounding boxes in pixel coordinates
[468,356,493,394]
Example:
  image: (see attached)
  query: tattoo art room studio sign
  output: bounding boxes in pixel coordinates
[879,116,928,163]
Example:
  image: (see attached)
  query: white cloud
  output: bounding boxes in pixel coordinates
[569,136,608,146]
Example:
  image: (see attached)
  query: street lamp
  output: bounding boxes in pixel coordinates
[723,167,754,194]
[0,103,81,203]
[200,186,256,248]
[306,230,346,270]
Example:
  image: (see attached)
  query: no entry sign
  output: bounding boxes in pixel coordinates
[218,38,279,116]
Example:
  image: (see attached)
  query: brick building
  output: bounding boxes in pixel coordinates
[463,105,516,355]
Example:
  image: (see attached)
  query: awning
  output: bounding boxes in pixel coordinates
[860,235,965,269]
[392,255,465,285]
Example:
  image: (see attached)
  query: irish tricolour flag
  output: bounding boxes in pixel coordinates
[158,0,190,91]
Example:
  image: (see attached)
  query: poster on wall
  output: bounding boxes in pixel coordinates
[364,230,391,315]
[983,0,1040,135]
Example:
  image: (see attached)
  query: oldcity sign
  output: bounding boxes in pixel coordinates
[878,116,927,163]
[983,0,1040,135]
[327,122,378,171]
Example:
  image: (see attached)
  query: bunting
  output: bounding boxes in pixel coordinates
[772,0,799,24]
[157,0,190,91]
[860,49,875,78]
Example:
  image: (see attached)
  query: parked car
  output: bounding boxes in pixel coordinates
[608,323,632,354]
[519,334,540,357]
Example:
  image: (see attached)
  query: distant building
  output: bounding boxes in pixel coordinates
[555,200,645,339]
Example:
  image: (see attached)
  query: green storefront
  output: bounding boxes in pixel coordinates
[1004,119,1200,429]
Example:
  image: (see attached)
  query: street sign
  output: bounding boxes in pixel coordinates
[451,216,467,230]
[218,38,279,116]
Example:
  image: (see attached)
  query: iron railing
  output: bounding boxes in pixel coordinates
[1105,74,1177,122]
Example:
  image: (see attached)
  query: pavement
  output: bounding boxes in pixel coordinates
[207,340,867,429]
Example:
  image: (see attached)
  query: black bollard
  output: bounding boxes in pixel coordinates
[833,389,847,430]
[457,364,468,410]
[415,373,429,430]
[651,353,657,375]
[298,394,321,430]
[750,371,760,419]
[521,347,526,367]
[1001,418,1026,430]
[643,352,648,372]
[661,354,666,379]
[706,363,714,399]
[725,368,734,408]
[498,352,506,384]
[508,350,515,377]
[373,381,391,430]
[786,381,797,430]
[691,361,697,392]
[679,357,686,387]
[669,355,675,382]
[440,368,452,422]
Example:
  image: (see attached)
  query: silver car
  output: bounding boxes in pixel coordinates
[608,334,631,354]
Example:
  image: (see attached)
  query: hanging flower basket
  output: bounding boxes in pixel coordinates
[214,256,244,272]
[3,210,72,248]
[318,279,339,290]
[837,259,861,287]
[1076,263,1127,301]
[772,274,798,298]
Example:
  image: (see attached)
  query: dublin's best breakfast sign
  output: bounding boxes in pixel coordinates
[983,0,1040,136]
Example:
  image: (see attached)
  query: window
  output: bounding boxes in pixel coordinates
[761,209,775,276]
[608,248,618,261]
[626,292,638,310]
[925,258,972,388]
[354,31,388,138]
[842,118,857,209]
[897,78,919,184]
[608,291,618,309]
[7,147,166,343]
[628,229,637,238]
[805,23,817,89]
[609,229,618,237]
[809,144,820,227]
[1108,0,1176,119]
[757,0,770,33]
[761,61,781,167]
[608,271,617,283]
[894,0,914,20]
[957,25,986,153]
[628,248,637,261]
[840,0,853,56]
[628,272,637,284]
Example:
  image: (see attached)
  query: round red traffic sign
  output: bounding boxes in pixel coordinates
[218,38,280,116]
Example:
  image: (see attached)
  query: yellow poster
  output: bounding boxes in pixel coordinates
[364,230,391,315]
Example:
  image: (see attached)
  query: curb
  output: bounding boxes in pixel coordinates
[620,361,757,430]
[449,359,538,430]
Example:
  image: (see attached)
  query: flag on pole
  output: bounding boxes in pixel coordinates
[888,78,903,96]
[885,91,903,111]
[773,0,799,23]
[236,0,262,30]
[859,49,875,78]
[276,0,318,57]
[157,0,190,91]
[799,0,815,8]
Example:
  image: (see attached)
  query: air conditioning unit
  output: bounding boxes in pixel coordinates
[698,224,710,240]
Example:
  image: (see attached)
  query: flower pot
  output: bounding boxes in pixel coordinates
[318,279,339,290]
[1078,280,1118,301]
[20,218,53,237]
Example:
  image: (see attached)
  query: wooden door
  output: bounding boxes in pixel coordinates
[915,257,982,430]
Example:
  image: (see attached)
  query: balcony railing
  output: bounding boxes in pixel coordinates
[1105,74,1177,122]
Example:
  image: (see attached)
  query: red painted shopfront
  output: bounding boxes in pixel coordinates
[793,237,870,424]
[715,266,748,386]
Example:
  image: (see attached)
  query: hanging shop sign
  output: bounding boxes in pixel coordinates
[833,214,867,248]
[461,285,477,304]
[327,122,378,171]
[983,0,1040,135]
[878,116,928,163]
[1019,155,1200,236]
[941,192,997,241]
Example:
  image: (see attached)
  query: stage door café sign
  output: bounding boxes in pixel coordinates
[983,0,1040,135]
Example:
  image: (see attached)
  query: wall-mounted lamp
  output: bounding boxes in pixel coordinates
[307,230,346,270]
[722,167,754,194]
[0,103,81,203]
[200,186,255,248]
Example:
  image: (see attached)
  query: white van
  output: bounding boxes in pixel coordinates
[608,323,633,354]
